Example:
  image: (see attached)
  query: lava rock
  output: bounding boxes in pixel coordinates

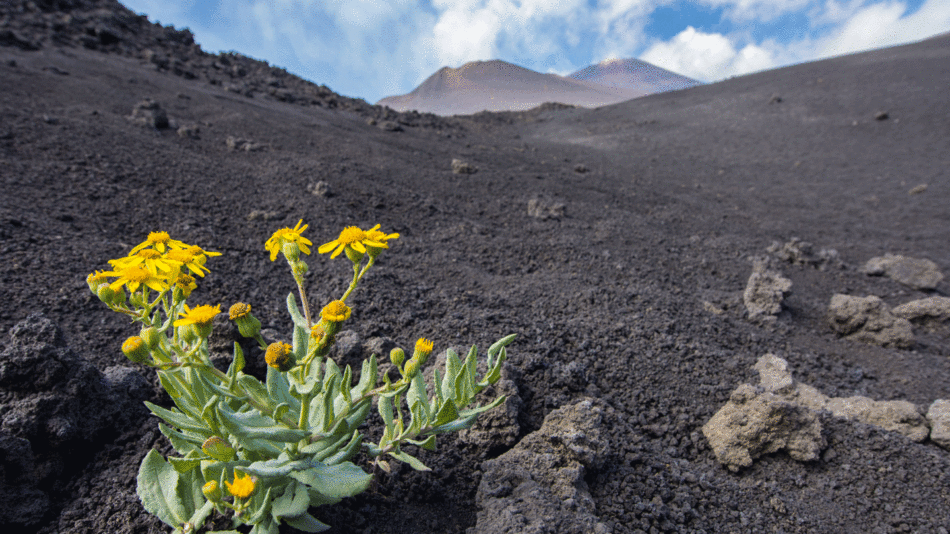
[827,294,915,348]
[861,253,944,290]
[743,263,792,323]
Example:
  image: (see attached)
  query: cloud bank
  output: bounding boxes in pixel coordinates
[120,0,950,102]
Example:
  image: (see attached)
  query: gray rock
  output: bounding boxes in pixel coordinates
[451,158,477,174]
[743,265,792,323]
[703,384,825,472]
[527,197,566,220]
[892,296,950,329]
[473,399,610,534]
[827,294,914,348]
[459,363,522,452]
[226,135,266,151]
[767,238,841,269]
[862,253,944,290]
[926,400,950,450]
[128,98,169,129]
[308,180,331,197]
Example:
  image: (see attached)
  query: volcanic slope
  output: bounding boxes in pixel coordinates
[1,3,950,533]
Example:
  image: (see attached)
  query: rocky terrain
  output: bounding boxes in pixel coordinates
[1,1,949,533]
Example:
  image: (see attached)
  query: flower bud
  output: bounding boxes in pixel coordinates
[178,324,198,345]
[121,336,150,364]
[229,303,262,338]
[140,326,162,349]
[282,241,301,262]
[291,260,309,276]
[96,284,116,305]
[265,342,295,372]
[202,480,223,503]
[202,436,236,462]
[344,246,365,263]
[403,357,419,378]
[390,347,405,369]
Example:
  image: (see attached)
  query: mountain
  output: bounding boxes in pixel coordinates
[376,58,700,116]
[567,57,701,93]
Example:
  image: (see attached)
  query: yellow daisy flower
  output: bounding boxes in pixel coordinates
[164,246,217,278]
[129,231,188,255]
[173,304,221,327]
[364,224,400,247]
[174,273,197,297]
[224,471,256,500]
[105,265,170,293]
[108,249,182,277]
[318,226,386,259]
[320,300,351,322]
[265,219,313,261]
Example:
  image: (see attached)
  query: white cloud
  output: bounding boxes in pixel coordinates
[698,0,815,22]
[640,26,776,80]
[815,0,950,58]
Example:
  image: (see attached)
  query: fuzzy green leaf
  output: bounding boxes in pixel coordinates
[353,354,377,398]
[158,424,203,453]
[145,401,211,435]
[284,513,331,533]
[291,461,372,502]
[286,292,309,330]
[228,342,245,383]
[168,456,203,473]
[406,435,437,451]
[432,398,459,427]
[272,481,310,521]
[389,450,431,471]
[217,406,309,443]
[137,449,188,528]
[321,430,362,465]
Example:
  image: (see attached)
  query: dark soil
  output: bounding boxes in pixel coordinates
[1,1,949,533]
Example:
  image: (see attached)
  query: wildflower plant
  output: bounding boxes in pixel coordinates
[88,223,514,534]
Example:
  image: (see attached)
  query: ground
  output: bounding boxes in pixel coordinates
[1,2,949,533]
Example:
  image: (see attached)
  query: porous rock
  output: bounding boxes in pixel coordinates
[0,313,147,529]
[743,264,792,323]
[472,399,610,534]
[892,296,950,329]
[861,253,944,290]
[926,400,950,450]
[824,396,928,442]
[827,294,914,348]
[767,237,841,269]
[702,384,825,472]
[451,158,477,174]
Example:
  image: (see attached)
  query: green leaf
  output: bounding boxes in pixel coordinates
[432,398,459,427]
[407,373,429,422]
[137,449,188,528]
[217,405,309,443]
[340,365,353,407]
[488,334,517,362]
[266,366,299,413]
[168,456,203,473]
[228,342,245,382]
[293,323,308,362]
[284,513,331,533]
[389,450,431,471]
[406,435,437,451]
[187,501,215,534]
[272,481,310,521]
[158,424,203,453]
[145,402,211,435]
[378,395,394,445]
[286,292,309,330]
[291,461,372,501]
[442,349,461,401]
[353,354,377,398]
[321,430,363,465]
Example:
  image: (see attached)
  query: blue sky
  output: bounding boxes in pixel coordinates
[119,0,949,104]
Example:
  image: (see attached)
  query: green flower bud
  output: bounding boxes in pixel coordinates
[291,260,309,276]
[282,241,301,262]
[403,357,419,378]
[178,324,198,345]
[121,336,150,364]
[140,326,162,349]
[202,480,223,503]
[228,303,262,338]
[96,283,116,304]
[344,245,365,263]
[390,347,405,369]
[202,436,236,462]
[265,342,295,372]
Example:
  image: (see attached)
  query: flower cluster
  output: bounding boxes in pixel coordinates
[90,220,513,534]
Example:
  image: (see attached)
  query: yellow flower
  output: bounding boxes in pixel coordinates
[309,323,325,342]
[108,249,181,277]
[86,270,110,292]
[318,225,387,259]
[174,304,221,327]
[174,273,197,297]
[228,302,252,320]
[265,220,312,261]
[224,471,256,499]
[264,341,294,371]
[364,224,400,255]
[121,336,150,363]
[129,231,188,254]
[415,337,434,356]
[320,300,351,322]
[105,265,170,293]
